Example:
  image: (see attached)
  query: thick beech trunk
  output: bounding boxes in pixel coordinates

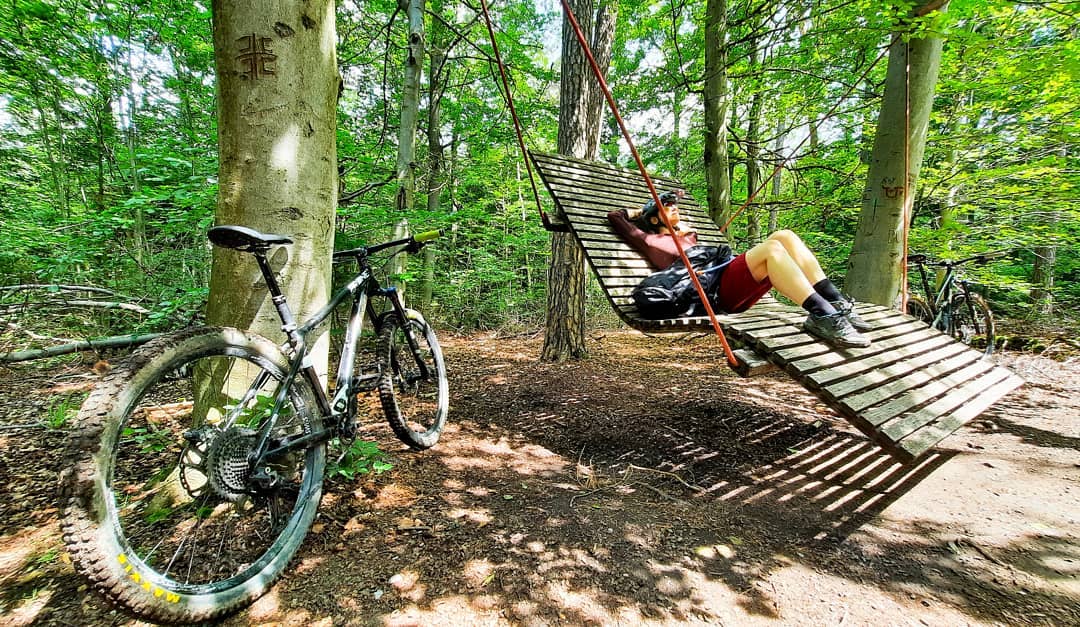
[208,0,339,379]
[846,6,946,306]
[703,0,731,228]
[542,0,616,362]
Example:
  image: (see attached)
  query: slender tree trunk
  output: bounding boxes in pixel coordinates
[395,0,425,214]
[672,87,683,173]
[208,0,339,380]
[769,116,785,232]
[703,0,731,228]
[846,5,947,306]
[388,0,425,305]
[744,31,763,244]
[1031,238,1056,315]
[542,0,616,362]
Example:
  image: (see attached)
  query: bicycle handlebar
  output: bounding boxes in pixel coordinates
[907,251,1005,268]
[332,229,443,262]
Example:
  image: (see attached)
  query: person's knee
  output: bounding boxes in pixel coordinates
[770,229,802,247]
[758,238,787,263]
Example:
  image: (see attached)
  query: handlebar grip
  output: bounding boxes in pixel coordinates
[414,229,442,243]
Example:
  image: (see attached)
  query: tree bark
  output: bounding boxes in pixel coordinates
[208,0,339,379]
[395,0,425,214]
[846,5,947,306]
[703,0,731,228]
[542,0,616,362]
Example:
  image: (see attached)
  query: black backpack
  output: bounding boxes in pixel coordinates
[631,245,734,319]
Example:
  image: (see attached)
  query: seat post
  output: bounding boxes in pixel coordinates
[253,251,303,349]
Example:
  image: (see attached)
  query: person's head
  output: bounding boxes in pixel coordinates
[631,189,685,233]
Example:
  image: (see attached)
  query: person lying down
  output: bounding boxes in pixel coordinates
[608,191,872,349]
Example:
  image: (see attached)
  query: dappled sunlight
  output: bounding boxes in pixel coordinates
[270,124,301,189]
[439,435,568,478]
[444,507,493,527]
[383,596,504,626]
[2,587,52,627]
[0,526,58,583]
[388,569,426,602]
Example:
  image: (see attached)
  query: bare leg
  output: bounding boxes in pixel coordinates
[743,239,816,304]
[767,230,827,285]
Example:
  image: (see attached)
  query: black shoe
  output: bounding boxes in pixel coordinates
[830,295,873,332]
[803,312,871,348]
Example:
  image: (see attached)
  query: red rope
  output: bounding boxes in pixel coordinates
[477,0,560,231]
[900,36,912,312]
[557,0,740,367]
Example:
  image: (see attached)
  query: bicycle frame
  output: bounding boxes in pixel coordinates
[240,243,417,476]
[910,255,987,337]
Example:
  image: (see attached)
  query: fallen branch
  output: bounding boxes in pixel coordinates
[5,322,77,344]
[0,284,116,296]
[0,333,162,363]
[1,299,152,315]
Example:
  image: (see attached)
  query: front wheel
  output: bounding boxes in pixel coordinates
[377,310,449,449]
[949,293,996,356]
[905,295,934,325]
[59,327,325,623]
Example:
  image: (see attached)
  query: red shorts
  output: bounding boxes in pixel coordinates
[716,252,772,313]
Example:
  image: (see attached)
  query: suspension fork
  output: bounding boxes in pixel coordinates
[379,287,433,380]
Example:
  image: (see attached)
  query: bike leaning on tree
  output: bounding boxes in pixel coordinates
[59,225,449,623]
[905,252,999,356]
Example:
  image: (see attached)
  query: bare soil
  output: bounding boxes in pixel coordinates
[1,330,1077,626]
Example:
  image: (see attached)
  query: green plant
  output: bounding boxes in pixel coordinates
[121,425,173,453]
[327,439,392,481]
[45,395,82,429]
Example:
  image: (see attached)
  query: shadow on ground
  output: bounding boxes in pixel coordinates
[1,332,1076,626]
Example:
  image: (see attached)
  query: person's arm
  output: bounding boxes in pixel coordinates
[608,210,672,268]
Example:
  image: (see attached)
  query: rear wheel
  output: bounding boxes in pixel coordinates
[949,293,996,356]
[377,310,449,449]
[59,327,325,623]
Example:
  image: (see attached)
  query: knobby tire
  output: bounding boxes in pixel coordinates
[58,326,325,623]
[377,310,449,450]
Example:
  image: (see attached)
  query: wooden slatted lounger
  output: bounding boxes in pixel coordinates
[529,150,1023,463]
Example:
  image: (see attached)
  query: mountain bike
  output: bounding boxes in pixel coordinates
[58,225,449,623]
[906,252,997,356]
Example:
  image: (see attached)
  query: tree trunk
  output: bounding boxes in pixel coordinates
[542,0,616,362]
[744,30,763,244]
[703,0,731,228]
[395,0,425,214]
[769,116,786,232]
[208,0,339,380]
[846,5,947,306]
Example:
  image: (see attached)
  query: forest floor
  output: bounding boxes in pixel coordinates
[0,329,1077,626]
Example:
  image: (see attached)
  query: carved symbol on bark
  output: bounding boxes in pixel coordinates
[236,34,277,80]
[881,177,905,199]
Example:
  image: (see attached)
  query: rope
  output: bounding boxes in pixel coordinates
[556,0,740,367]
[900,36,912,312]
[477,0,563,232]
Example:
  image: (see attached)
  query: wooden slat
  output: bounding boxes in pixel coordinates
[879,366,1013,438]
[895,373,1024,460]
[529,150,1023,462]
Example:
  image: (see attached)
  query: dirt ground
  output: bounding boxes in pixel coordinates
[0,329,1077,626]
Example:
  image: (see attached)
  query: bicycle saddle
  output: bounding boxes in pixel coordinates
[208,225,293,252]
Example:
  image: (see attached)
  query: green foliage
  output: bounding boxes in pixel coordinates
[0,0,1076,346]
[46,395,82,429]
[327,439,393,482]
